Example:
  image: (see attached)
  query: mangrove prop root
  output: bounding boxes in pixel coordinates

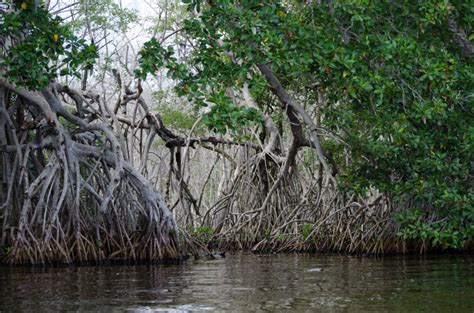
[0,82,184,264]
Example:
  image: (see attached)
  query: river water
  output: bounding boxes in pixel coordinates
[0,253,472,312]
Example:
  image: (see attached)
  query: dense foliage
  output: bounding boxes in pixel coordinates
[309,1,474,249]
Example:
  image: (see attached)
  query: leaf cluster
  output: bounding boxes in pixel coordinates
[0,1,98,89]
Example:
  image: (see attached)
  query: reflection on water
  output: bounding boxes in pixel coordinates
[0,254,473,312]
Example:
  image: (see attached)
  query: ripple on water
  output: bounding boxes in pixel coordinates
[0,254,473,312]
[129,304,216,312]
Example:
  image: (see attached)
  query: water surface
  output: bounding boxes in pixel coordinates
[0,253,472,312]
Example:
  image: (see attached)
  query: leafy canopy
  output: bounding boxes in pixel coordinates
[137,0,473,249]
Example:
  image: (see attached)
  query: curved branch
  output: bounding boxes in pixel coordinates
[256,63,334,180]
